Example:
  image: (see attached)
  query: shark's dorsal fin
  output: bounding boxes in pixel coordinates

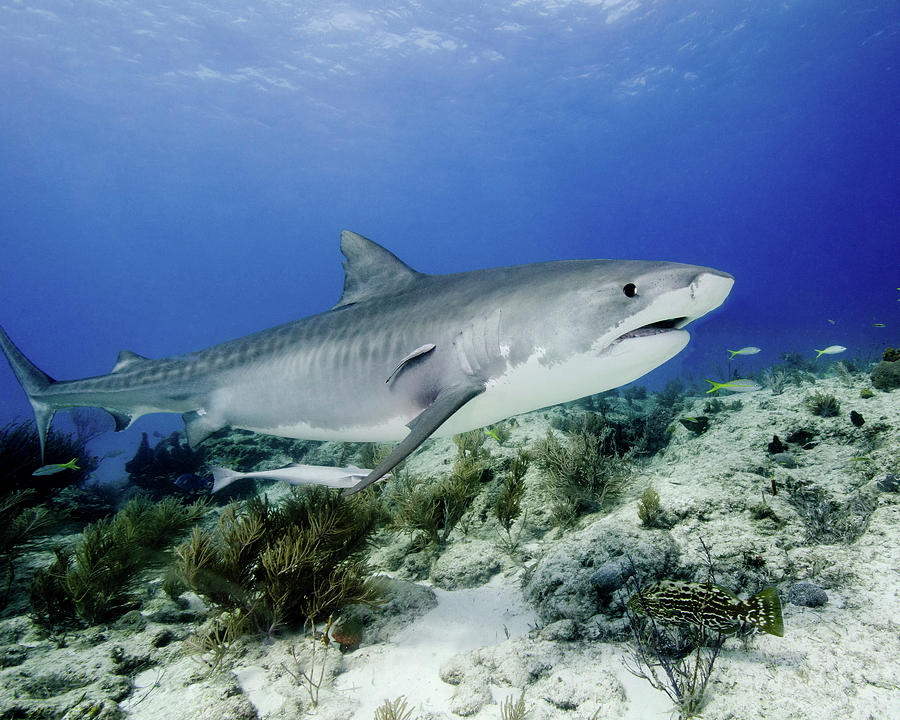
[333,230,424,309]
[112,350,150,373]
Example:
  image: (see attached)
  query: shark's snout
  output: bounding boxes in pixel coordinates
[681,271,734,326]
[613,268,733,343]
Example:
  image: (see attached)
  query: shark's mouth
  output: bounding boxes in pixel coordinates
[616,317,689,342]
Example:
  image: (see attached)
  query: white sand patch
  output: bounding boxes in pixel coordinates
[234,665,286,716]
[334,573,537,718]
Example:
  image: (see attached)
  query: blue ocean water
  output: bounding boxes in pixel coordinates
[1,1,897,461]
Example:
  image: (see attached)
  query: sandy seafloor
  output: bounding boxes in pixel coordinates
[1,370,898,720]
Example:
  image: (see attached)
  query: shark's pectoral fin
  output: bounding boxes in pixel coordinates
[343,379,485,496]
[385,343,436,383]
[182,410,226,447]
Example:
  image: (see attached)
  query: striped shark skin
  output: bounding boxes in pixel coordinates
[0,230,733,495]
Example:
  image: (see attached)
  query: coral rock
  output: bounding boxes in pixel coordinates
[871,359,900,391]
[524,520,679,623]
[786,581,828,607]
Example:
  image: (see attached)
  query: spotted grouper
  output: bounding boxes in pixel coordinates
[628,580,784,637]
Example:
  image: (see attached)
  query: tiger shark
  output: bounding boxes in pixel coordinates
[0,230,733,495]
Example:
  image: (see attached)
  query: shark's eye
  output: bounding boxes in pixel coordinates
[623,283,637,298]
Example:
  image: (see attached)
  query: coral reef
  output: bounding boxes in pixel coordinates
[0,366,897,720]
[124,431,206,497]
[622,385,647,404]
[637,486,662,528]
[373,695,420,720]
[203,428,319,470]
[524,519,680,624]
[871,357,900,390]
[782,478,877,543]
[0,490,51,611]
[0,420,97,495]
[679,416,709,435]
[30,496,206,626]
[785,581,828,607]
[493,450,528,554]
[175,486,380,640]
[387,433,490,548]
[534,425,633,527]
[806,392,841,417]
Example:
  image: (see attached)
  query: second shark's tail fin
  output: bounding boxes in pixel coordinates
[0,325,56,461]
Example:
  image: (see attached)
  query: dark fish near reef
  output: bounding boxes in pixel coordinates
[628,580,784,637]
[173,473,210,491]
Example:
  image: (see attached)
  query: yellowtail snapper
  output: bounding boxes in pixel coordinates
[814,345,846,358]
[32,458,80,476]
[703,378,760,393]
[629,580,783,637]
[726,346,761,359]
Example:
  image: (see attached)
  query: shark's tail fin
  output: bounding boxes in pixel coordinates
[211,466,244,493]
[0,325,57,461]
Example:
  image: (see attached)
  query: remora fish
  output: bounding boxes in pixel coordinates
[629,580,784,637]
[210,463,373,493]
[0,230,733,495]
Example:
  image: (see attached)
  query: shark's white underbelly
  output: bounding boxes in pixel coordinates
[439,329,689,436]
[223,329,689,443]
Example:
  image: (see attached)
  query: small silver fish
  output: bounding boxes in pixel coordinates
[629,580,783,637]
[211,463,377,493]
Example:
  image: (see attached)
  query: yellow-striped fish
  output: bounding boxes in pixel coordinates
[32,458,80,476]
[814,345,846,358]
[628,580,783,636]
[727,346,761,359]
[704,378,760,393]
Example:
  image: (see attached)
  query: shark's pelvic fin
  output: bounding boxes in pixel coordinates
[108,410,133,432]
[112,350,150,373]
[344,378,485,496]
[0,325,56,461]
[182,410,225,447]
[333,230,424,309]
[385,343,436,383]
